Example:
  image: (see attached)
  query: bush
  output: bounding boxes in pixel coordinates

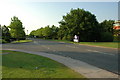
[62,36,67,40]
[100,32,113,42]
[113,35,119,42]
[2,39,8,43]
[67,35,73,41]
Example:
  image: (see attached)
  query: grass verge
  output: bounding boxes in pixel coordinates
[78,42,118,48]
[2,50,85,78]
[11,40,33,43]
[45,39,118,49]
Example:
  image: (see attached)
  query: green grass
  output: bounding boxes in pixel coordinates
[11,40,33,43]
[2,50,85,78]
[79,42,118,48]
[45,39,118,48]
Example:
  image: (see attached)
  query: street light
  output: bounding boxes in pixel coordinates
[27,30,28,36]
[26,30,28,39]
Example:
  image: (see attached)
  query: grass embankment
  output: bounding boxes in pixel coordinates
[11,40,33,43]
[79,42,118,48]
[46,39,118,48]
[2,50,85,78]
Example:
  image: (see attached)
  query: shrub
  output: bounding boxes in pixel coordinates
[100,32,113,42]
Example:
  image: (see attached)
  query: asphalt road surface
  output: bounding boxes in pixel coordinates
[2,39,119,74]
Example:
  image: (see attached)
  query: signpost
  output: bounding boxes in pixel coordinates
[73,35,79,42]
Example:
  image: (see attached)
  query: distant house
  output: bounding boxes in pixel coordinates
[113,20,120,30]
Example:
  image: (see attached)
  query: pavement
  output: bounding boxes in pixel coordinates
[2,39,119,78]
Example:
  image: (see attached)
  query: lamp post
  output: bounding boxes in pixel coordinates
[27,30,28,35]
[27,30,28,39]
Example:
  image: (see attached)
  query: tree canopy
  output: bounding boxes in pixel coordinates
[8,16,26,40]
[58,8,99,41]
[29,25,58,39]
[1,25,11,42]
[99,20,115,42]
[29,8,116,42]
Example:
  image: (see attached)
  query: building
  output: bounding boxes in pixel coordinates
[113,20,120,30]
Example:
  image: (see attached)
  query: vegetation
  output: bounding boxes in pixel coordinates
[58,8,99,41]
[29,8,118,42]
[29,25,59,39]
[1,16,27,43]
[11,40,33,43]
[79,42,118,48]
[1,8,119,43]
[2,50,85,78]
[42,39,118,48]
[0,25,11,43]
[100,20,115,42]
[8,16,26,40]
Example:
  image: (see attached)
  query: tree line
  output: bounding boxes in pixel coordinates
[1,8,118,43]
[30,8,116,42]
[0,16,26,43]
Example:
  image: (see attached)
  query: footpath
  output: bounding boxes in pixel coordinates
[3,49,118,78]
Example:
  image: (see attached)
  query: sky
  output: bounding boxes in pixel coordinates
[0,0,119,34]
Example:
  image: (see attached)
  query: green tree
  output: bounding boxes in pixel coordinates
[29,25,59,39]
[51,25,59,39]
[36,28,44,38]
[58,8,99,41]
[42,25,52,39]
[29,30,36,37]
[100,20,114,42]
[8,16,26,40]
[1,25,11,42]
[100,20,114,33]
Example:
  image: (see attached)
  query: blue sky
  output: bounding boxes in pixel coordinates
[0,0,118,34]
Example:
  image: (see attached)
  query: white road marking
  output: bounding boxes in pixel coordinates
[65,45,78,48]
[41,45,57,53]
[86,49,115,56]
[47,47,50,49]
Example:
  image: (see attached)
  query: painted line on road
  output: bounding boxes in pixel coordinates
[42,45,50,50]
[86,49,115,56]
[65,45,78,49]
[41,45,60,54]
[53,50,56,52]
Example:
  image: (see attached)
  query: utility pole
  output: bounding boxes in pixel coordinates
[27,30,28,39]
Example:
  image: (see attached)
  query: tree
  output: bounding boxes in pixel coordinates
[51,25,59,39]
[8,16,26,40]
[29,25,59,39]
[58,8,99,41]
[42,25,52,39]
[100,20,114,42]
[36,28,44,38]
[29,30,36,37]
[100,20,114,33]
[2,25,11,42]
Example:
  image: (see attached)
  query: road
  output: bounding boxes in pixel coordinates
[2,39,118,75]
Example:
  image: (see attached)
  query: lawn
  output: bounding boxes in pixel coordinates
[79,42,118,48]
[11,40,33,43]
[46,39,118,48]
[2,50,85,78]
